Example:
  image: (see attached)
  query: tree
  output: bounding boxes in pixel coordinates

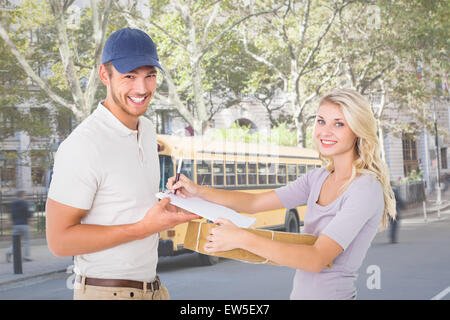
[0,0,53,143]
[236,0,353,146]
[334,0,449,157]
[118,0,282,135]
[0,0,114,123]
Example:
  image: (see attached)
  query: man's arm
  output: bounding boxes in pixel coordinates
[46,197,199,257]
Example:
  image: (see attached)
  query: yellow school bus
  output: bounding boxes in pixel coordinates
[157,134,322,265]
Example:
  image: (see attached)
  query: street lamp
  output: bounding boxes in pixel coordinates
[0,151,6,236]
[432,98,442,218]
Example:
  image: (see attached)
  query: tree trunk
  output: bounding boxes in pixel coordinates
[295,117,307,148]
[377,119,386,162]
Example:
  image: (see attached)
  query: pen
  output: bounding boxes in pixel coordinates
[174,156,183,195]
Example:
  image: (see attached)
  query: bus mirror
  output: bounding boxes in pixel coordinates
[157,143,164,152]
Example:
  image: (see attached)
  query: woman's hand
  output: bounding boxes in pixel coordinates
[204,218,248,253]
[166,173,200,198]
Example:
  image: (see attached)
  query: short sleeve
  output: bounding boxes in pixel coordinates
[47,135,101,210]
[275,169,317,209]
[321,176,384,250]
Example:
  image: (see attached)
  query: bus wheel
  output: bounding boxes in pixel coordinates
[198,253,220,266]
[285,211,300,233]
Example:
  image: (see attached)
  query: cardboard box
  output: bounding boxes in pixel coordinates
[184,220,331,267]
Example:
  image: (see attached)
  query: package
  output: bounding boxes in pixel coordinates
[184,220,331,267]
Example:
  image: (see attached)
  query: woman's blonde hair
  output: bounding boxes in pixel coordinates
[315,88,396,230]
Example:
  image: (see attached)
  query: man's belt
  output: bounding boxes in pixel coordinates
[76,275,161,292]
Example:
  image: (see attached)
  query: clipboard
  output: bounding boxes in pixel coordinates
[155,192,256,228]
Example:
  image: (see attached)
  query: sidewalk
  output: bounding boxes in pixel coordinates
[0,238,73,286]
[400,187,450,220]
[0,188,448,287]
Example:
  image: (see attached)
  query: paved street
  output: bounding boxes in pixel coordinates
[0,209,449,300]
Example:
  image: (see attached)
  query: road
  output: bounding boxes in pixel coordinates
[0,213,449,300]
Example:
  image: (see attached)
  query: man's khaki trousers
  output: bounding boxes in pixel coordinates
[73,275,170,300]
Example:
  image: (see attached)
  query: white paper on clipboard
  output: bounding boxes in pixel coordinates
[155,192,256,228]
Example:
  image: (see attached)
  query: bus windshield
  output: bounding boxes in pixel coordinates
[159,155,173,191]
[179,159,193,180]
[159,156,194,190]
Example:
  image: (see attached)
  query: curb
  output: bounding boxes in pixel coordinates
[0,267,69,287]
[404,204,450,220]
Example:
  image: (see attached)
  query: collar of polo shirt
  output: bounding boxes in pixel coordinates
[95,102,142,137]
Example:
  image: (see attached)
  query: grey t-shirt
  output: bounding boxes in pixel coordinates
[275,168,384,300]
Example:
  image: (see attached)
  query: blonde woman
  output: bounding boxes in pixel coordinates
[167,88,396,300]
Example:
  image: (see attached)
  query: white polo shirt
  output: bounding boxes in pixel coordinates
[48,102,160,282]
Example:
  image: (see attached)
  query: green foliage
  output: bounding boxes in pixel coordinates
[401,170,423,183]
[210,121,297,146]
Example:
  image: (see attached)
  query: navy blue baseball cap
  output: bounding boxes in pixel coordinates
[102,28,162,73]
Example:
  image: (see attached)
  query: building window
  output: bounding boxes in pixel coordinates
[402,133,418,176]
[441,148,448,170]
[31,150,48,187]
[0,107,20,139]
[0,151,17,188]
[29,108,51,138]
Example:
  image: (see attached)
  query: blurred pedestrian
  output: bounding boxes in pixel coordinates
[6,190,33,262]
[389,187,405,244]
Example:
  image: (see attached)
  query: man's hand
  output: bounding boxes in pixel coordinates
[136,197,200,238]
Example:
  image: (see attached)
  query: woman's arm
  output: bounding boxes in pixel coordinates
[204,218,343,273]
[167,174,284,214]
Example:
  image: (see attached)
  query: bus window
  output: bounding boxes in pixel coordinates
[258,163,267,185]
[237,162,247,185]
[277,163,286,184]
[225,161,236,186]
[316,164,322,168]
[180,159,193,179]
[288,164,297,182]
[248,163,257,185]
[196,160,212,185]
[159,155,174,190]
[213,161,224,186]
[298,164,306,177]
[268,163,276,184]
[307,164,315,172]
